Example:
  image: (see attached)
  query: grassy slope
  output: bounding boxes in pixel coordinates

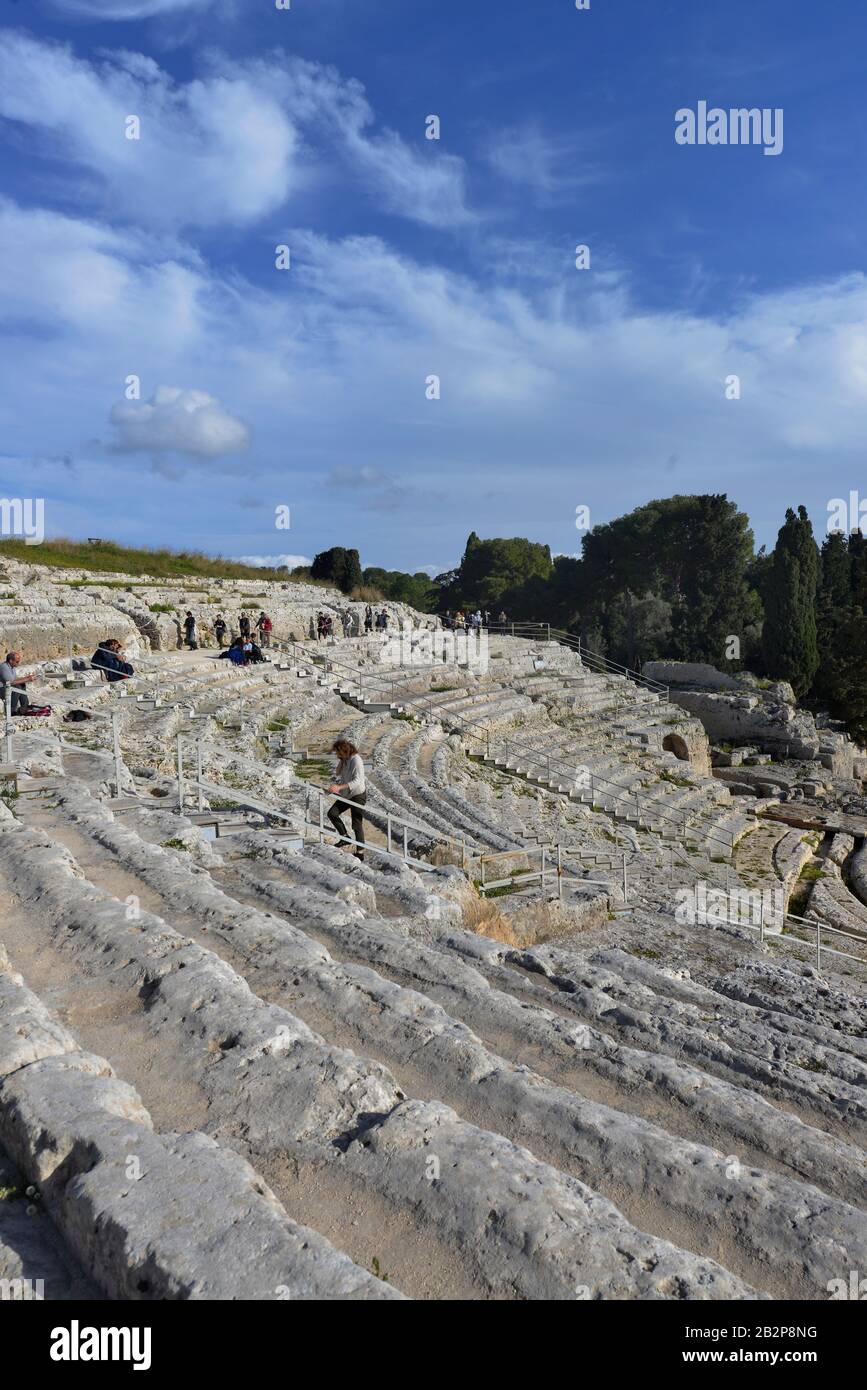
[0,538,312,584]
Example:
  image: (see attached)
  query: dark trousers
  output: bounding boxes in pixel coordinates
[3,687,29,714]
[327,792,366,857]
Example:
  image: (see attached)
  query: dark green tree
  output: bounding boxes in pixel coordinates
[362,567,437,611]
[458,530,552,608]
[577,495,759,666]
[760,506,819,695]
[310,547,363,594]
[809,529,867,738]
[607,591,673,669]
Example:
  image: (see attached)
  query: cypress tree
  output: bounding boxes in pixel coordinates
[761,506,819,695]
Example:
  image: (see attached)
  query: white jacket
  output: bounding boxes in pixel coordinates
[337,753,366,799]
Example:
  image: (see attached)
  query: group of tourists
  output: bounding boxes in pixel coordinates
[313,606,391,641]
[207,611,273,651]
[0,637,139,720]
[218,635,270,666]
[443,609,499,631]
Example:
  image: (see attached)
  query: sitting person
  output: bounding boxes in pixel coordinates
[91,639,134,682]
[248,640,269,664]
[227,638,249,666]
[0,650,33,713]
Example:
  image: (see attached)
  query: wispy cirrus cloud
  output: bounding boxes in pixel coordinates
[0,31,298,229]
[4,192,867,554]
[325,466,446,513]
[0,33,471,231]
[47,0,213,17]
[221,51,473,229]
[484,122,605,201]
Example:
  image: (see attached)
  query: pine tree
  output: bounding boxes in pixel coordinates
[310,547,362,594]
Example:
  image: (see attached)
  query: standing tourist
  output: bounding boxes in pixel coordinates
[327,739,366,862]
[257,611,273,647]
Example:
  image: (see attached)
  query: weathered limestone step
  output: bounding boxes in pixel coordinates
[587,948,867,1063]
[128,817,867,1223]
[209,860,867,1295]
[0,1145,98,1301]
[299,905,867,1205]
[711,961,867,1041]
[0,812,761,1299]
[0,952,398,1301]
[441,934,867,1140]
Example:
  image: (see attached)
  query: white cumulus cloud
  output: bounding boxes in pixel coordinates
[108,386,249,460]
[234,555,312,571]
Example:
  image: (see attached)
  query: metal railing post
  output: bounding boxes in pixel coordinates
[622,853,628,904]
[196,738,204,813]
[557,843,563,901]
[403,826,409,860]
[318,791,325,845]
[387,814,392,854]
[541,846,547,894]
[816,922,821,974]
[4,684,13,765]
[112,710,123,798]
[176,734,185,811]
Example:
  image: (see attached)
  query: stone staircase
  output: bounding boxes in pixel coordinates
[2,631,867,1301]
[2,770,866,1300]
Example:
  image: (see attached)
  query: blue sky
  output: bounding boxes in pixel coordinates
[2,0,867,573]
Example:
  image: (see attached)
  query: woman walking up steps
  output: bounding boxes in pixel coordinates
[327,739,366,861]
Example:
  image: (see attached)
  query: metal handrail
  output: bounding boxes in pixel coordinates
[476,842,629,903]
[305,783,467,863]
[281,639,431,705]
[780,909,867,972]
[486,622,670,697]
[415,694,740,858]
[298,641,741,858]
